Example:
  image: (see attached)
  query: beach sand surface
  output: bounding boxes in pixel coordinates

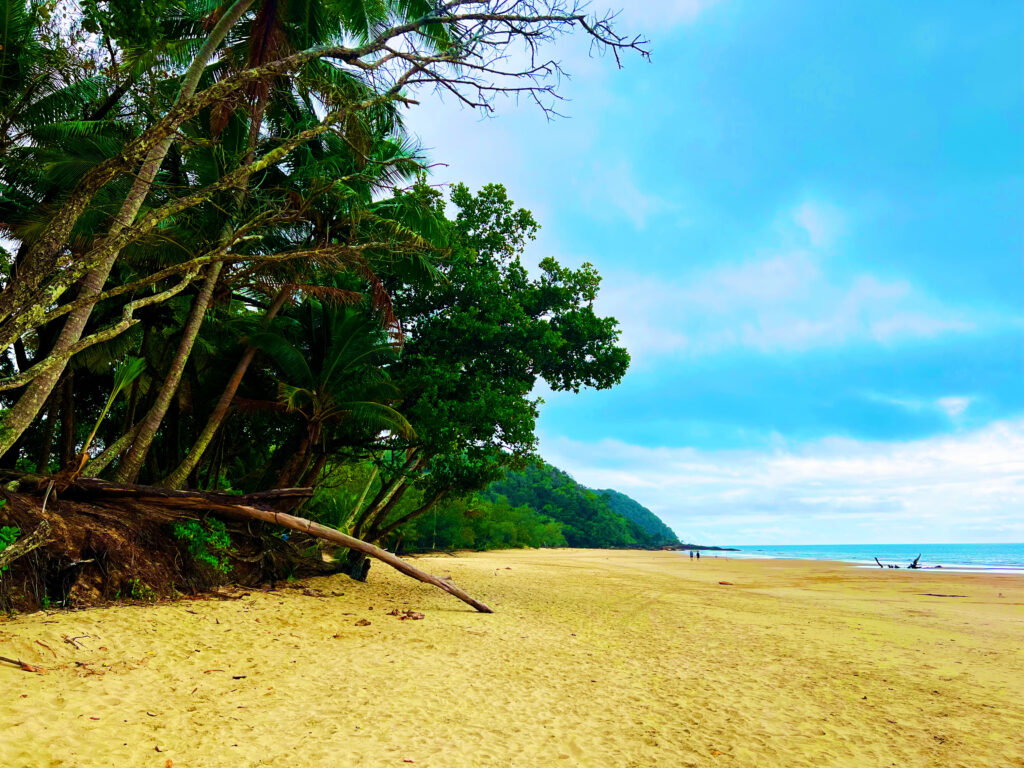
[1,549,1023,767]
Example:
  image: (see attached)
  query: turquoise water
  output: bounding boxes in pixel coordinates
[710,543,1024,573]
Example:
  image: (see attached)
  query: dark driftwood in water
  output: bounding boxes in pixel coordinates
[874,554,926,570]
[3,473,493,614]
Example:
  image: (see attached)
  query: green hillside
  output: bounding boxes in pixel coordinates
[595,489,680,546]
[485,462,679,549]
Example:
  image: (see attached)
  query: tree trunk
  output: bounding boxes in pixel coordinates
[344,479,412,580]
[273,423,318,489]
[58,373,76,469]
[161,288,290,489]
[299,453,328,489]
[114,262,224,484]
[350,453,421,539]
[372,488,450,542]
[217,504,495,612]
[0,0,253,459]
[33,391,59,473]
[81,424,139,478]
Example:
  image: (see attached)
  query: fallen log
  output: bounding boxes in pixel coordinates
[2,474,493,614]
[214,505,493,614]
[0,472,312,508]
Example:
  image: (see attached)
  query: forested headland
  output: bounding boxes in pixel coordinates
[0,0,650,611]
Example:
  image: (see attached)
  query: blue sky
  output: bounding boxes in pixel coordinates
[410,0,1024,544]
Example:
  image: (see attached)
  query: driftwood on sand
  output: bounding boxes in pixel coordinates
[2,473,493,614]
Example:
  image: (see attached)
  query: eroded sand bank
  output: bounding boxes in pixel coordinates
[2,549,1023,767]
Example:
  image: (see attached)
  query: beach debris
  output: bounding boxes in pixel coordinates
[0,519,52,574]
[35,640,57,657]
[919,594,967,598]
[387,609,425,621]
[718,581,734,586]
[36,477,495,613]
[0,654,47,674]
[354,618,372,626]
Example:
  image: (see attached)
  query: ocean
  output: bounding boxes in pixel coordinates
[709,543,1024,573]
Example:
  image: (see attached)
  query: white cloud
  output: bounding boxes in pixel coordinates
[540,418,1024,544]
[582,161,679,229]
[597,202,983,362]
[937,396,972,420]
[599,255,976,361]
[790,201,845,248]
[863,392,974,421]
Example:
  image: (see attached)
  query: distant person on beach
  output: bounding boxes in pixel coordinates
[696,551,700,559]
[689,551,693,559]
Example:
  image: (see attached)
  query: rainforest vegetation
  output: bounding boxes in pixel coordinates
[0,0,653,605]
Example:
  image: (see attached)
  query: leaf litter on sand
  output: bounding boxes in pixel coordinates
[386,609,424,621]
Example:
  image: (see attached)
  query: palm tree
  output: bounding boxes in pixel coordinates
[246,300,413,489]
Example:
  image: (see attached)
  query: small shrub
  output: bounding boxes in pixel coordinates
[173,518,234,574]
[127,578,156,602]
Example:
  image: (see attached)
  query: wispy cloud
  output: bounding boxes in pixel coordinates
[541,418,1024,544]
[582,161,679,230]
[864,392,975,421]
[598,202,983,361]
[789,201,845,248]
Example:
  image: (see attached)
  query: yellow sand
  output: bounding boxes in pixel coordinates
[2,549,1023,768]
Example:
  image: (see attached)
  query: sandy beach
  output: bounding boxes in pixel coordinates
[2,549,1023,767]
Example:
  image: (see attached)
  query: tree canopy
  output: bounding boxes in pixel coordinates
[0,0,647,585]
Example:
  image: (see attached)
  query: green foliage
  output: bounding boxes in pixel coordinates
[113,577,156,602]
[127,577,156,602]
[596,489,680,547]
[80,0,187,48]
[387,183,629,501]
[0,2,634,576]
[173,519,234,574]
[0,525,21,574]
[487,461,674,549]
[390,493,566,553]
[76,356,146,469]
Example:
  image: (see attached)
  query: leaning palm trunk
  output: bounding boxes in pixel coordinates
[113,262,224,483]
[245,506,492,613]
[161,288,290,489]
[0,0,253,459]
[81,424,140,477]
[116,82,274,484]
